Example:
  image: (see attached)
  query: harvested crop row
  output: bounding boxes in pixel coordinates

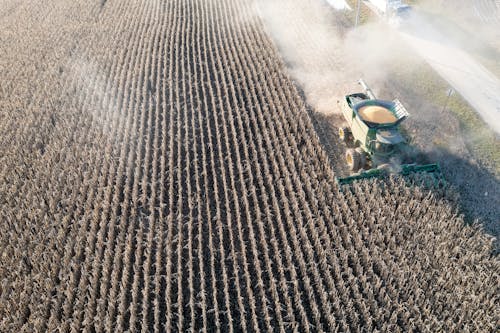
[0,0,498,332]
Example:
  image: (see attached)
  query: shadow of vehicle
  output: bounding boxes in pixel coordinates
[429,147,500,251]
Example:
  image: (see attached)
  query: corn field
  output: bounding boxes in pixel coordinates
[0,0,498,332]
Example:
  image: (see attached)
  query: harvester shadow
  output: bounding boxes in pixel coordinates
[308,111,351,178]
[428,148,500,251]
[292,81,351,178]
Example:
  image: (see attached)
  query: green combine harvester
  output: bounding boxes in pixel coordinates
[336,79,441,185]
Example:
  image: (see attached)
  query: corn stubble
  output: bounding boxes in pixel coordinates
[0,0,498,332]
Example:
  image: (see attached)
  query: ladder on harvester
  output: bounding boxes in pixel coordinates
[392,99,410,121]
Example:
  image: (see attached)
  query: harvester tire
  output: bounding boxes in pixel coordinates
[338,126,351,143]
[355,148,366,169]
[346,148,361,171]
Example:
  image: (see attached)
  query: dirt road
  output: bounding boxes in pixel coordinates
[399,14,500,134]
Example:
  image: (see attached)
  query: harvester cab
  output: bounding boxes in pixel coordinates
[336,79,441,185]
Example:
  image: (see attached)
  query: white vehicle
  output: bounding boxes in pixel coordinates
[367,0,412,26]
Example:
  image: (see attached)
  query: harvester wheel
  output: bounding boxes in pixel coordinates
[355,148,366,169]
[338,126,351,143]
[346,148,361,171]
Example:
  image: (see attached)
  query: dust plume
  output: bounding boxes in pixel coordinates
[254,0,418,115]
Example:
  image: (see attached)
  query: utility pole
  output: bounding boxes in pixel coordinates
[442,88,454,113]
[355,0,361,27]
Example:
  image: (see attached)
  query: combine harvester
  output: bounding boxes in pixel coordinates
[336,79,441,185]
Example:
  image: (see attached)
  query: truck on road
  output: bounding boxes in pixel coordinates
[366,0,412,26]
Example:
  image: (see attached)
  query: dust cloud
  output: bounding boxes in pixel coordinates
[254,0,419,115]
[67,56,124,136]
[255,0,500,134]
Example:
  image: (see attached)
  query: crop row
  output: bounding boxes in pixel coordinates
[0,0,498,332]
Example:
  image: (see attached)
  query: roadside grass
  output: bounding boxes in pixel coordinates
[391,61,500,176]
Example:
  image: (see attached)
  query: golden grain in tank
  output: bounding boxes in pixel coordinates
[359,105,398,123]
